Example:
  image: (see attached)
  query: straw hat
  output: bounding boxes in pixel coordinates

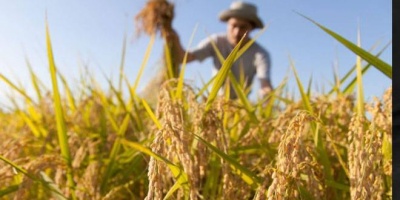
[219,1,264,29]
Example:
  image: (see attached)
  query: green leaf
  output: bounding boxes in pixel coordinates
[0,184,19,197]
[118,31,127,92]
[132,34,156,93]
[26,57,45,102]
[328,41,390,95]
[45,21,76,198]
[205,34,245,111]
[57,70,76,112]
[306,75,313,97]
[355,28,365,116]
[0,74,35,105]
[382,133,392,161]
[289,56,313,114]
[40,172,68,200]
[100,114,131,193]
[176,24,198,99]
[342,41,391,95]
[195,75,215,99]
[297,12,392,79]
[194,134,262,189]
[141,99,162,130]
[227,72,258,123]
[0,155,68,199]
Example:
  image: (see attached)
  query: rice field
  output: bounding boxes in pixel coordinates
[0,9,392,200]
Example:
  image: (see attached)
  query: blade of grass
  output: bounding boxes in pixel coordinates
[355,27,364,116]
[296,12,392,79]
[0,155,68,199]
[132,34,156,93]
[0,74,35,105]
[198,26,268,101]
[118,31,127,92]
[343,42,391,96]
[235,24,269,59]
[57,70,77,112]
[141,98,162,130]
[26,57,45,102]
[0,155,32,179]
[93,88,119,132]
[289,56,313,113]
[164,180,185,200]
[124,78,145,131]
[195,75,216,99]
[19,111,41,138]
[105,75,127,111]
[227,72,258,122]
[164,37,175,80]
[100,114,131,194]
[342,64,369,95]
[40,172,67,200]
[328,41,391,95]
[259,77,288,118]
[194,133,262,189]
[320,123,350,177]
[306,75,313,97]
[0,184,19,197]
[176,24,198,99]
[45,21,76,198]
[382,133,392,161]
[205,34,245,111]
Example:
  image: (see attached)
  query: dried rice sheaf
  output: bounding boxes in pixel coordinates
[134,0,174,37]
[135,0,180,104]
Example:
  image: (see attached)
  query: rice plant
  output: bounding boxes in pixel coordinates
[0,8,392,200]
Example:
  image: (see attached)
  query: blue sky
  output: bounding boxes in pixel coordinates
[0,0,392,108]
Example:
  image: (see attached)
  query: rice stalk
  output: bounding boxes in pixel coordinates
[348,114,385,199]
[355,27,365,116]
[154,85,199,199]
[45,21,76,199]
[267,112,325,199]
[0,9,392,199]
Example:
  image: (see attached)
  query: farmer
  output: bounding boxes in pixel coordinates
[166,1,273,100]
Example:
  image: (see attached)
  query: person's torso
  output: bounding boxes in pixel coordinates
[211,34,263,98]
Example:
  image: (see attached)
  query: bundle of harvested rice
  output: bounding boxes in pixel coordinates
[134,0,174,37]
[134,0,180,104]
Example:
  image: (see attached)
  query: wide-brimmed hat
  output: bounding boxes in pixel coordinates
[219,1,263,29]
